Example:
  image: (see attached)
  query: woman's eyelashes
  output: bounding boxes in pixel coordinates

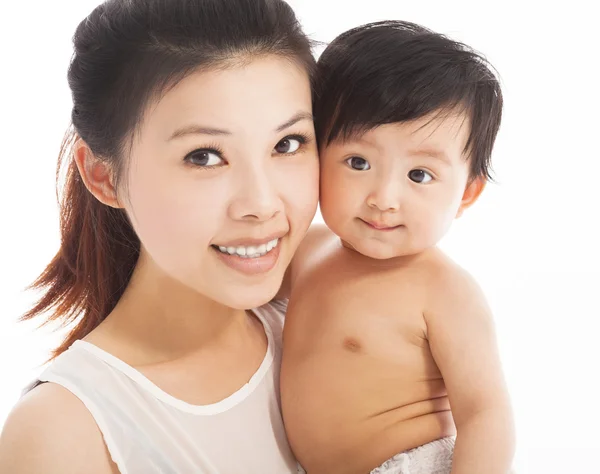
[183,133,313,169]
[273,133,311,155]
[184,146,226,169]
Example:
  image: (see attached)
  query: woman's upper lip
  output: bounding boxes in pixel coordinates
[213,231,287,247]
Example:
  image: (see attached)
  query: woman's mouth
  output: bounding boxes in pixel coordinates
[211,237,282,275]
[212,238,279,258]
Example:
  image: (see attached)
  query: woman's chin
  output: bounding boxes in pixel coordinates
[219,279,283,310]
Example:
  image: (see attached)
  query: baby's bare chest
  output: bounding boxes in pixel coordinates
[285,255,435,373]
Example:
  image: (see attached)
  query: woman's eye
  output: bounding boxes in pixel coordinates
[274,136,303,154]
[408,169,433,183]
[345,156,371,171]
[184,149,224,167]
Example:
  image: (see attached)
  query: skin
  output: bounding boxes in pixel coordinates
[281,113,515,474]
[0,55,319,474]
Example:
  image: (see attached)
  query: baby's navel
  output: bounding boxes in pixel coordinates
[342,336,362,353]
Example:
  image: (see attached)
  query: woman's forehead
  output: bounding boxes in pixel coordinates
[142,56,313,139]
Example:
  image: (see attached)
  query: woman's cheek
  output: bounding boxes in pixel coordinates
[285,157,320,223]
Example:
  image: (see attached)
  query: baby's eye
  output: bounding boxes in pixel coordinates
[345,156,371,171]
[184,149,224,167]
[408,169,433,184]
[274,135,304,154]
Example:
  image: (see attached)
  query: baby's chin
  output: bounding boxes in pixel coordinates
[341,237,412,260]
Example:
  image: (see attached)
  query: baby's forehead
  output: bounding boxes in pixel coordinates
[325,112,471,156]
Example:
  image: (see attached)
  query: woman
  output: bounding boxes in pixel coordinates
[0,0,319,472]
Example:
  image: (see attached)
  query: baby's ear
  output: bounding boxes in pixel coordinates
[456,177,485,218]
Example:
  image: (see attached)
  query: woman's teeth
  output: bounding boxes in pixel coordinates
[216,238,279,258]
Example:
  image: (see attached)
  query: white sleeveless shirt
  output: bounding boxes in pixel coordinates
[29,300,297,474]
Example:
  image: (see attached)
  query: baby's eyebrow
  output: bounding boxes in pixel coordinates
[340,133,377,147]
[409,148,452,165]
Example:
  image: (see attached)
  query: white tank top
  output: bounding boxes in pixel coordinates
[29,300,297,474]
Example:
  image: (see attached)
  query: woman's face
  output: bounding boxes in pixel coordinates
[121,56,319,309]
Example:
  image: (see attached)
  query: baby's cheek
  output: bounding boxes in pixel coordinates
[420,214,452,247]
[317,209,345,247]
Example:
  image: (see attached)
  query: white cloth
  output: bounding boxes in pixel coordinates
[28,300,296,474]
[371,437,455,474]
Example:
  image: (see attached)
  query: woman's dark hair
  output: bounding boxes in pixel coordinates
[23,0,316,358]
[314,20,503,180]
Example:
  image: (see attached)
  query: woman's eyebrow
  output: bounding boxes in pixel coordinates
[168,125,231,140]
[275,111,313,133]
[168,111,313,141]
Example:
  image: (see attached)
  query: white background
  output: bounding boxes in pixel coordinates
[1,1,598,473]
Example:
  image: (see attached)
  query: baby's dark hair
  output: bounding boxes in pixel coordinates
[314,21,502,180]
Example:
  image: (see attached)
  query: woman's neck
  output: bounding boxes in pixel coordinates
[85,251,253,365]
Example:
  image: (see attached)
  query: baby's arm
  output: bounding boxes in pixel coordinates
[425,266,515,474]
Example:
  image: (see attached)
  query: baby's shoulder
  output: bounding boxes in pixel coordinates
[414,248,471,283]
[418,249,489,315]
[292,224,336,271]
[302,223,336,252]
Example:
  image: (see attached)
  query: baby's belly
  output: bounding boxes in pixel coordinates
[281,351,456,474]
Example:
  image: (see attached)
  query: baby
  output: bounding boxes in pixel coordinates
[280,21,515,474]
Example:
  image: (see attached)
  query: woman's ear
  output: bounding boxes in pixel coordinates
[73,139,121,208]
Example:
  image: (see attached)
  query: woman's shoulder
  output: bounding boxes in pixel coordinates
[0,382,118,474]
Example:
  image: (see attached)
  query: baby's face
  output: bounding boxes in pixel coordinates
[319,112,478,259]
